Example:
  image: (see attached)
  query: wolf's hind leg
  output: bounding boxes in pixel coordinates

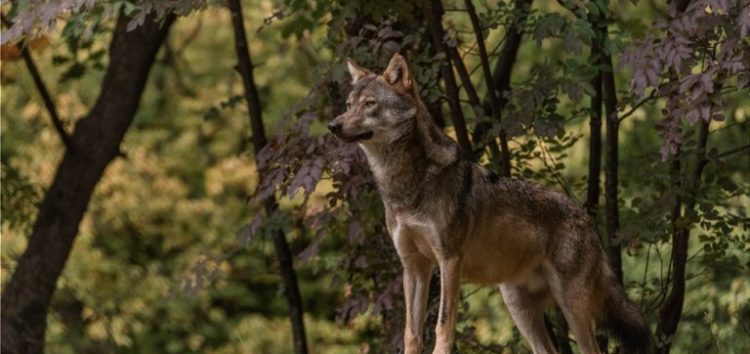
[500,284,558,354]
[545,268,602,354]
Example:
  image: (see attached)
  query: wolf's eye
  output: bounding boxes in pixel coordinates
[346,102,352,110]
[365,100,377,107]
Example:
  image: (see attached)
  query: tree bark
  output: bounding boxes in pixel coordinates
[584,47,603,217]
[443,37,502,162]
[447,46,482,119]
[584,10,609,352]
[227,1,308,353]
[656,120,709,354]
[601,31,623,286]
[597,23,623,354]
[472,0,530,176]
[424,0,473,156]
[654,2,694,352]
[464,0,512,177]
[0,13,174,354]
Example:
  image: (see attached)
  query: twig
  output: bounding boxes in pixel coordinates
[462,38,504,78]
[708,118,748,133]
[173,15,203,54]
[1,14,75,152]
[640,244,652,309]
[538,139,577,201]
[646,244,670,313]
[716,144,750,159]
[618,90,658,122]
[448,46,484,119]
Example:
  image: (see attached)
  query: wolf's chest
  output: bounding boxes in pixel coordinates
[389,212,446,261]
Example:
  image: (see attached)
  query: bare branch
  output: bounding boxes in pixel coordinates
[425,0,473,156]
[472,0,530,175]
[464,0,512,176]
[618,90,658,123]
[715,144,750,159]
[226,1,308,353]
[448,46,482,117]
[584,26,603,218]
[1,14,74,152]
[657,119,709,353]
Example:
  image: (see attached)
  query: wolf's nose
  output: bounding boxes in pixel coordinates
[328,122,342,134]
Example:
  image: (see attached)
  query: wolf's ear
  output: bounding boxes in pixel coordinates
[382,53,412,90]
[347,59,372,83]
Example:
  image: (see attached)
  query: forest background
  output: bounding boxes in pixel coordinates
[1,0,749,353]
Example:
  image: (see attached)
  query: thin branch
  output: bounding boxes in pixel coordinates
[464,0,512,176]
[448,46,483,118]
[226,2,308,354]
[173,15,203,54]
[602,44,623,287]
[709,118,748,133]
[657,119,709,353]
[425,0,474,156]
[460,38,504,78]
[539,139,576,200]
[472,0,529,174]
[639,244,652,309]
[584,27,603,216]
[618,90,658,122]
[715,144,750,159]
[645,244,670,313]
[1,14,75,152]
[227,1,267,150]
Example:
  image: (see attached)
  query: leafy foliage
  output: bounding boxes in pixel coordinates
[1,0,749,353]
[620,0,750,159]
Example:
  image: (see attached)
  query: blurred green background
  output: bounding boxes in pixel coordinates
[2,0,748,353]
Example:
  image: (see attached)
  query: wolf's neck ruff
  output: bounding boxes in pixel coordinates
[359,106,460,209]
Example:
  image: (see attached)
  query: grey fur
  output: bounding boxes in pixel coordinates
[330,54,652,354]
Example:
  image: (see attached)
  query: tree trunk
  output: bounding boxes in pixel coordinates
[602,37,623,285]
[472,0,530,176]
[585,49,603,216]
[656,120,709,353]
[226,1,308,353]
[424,0,473,156]
[653,2,694,352]
[597,25,622,354]
[585,11,608,352]
[0,13,174,354]
[464,0,512,177]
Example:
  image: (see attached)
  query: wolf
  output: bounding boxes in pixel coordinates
[328,53,652,354]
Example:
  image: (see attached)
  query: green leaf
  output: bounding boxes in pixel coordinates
[51,55,70,65]
[59,62,86,82]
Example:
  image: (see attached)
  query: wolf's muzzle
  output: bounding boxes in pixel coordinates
[328,121,343,134]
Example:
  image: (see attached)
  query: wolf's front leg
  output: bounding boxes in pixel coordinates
[433,256,461,354]
[402,260,432,354]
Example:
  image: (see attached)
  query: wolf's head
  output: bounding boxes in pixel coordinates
[328,54,420,144]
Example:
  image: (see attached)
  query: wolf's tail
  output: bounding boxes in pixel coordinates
[599,276,654,354]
